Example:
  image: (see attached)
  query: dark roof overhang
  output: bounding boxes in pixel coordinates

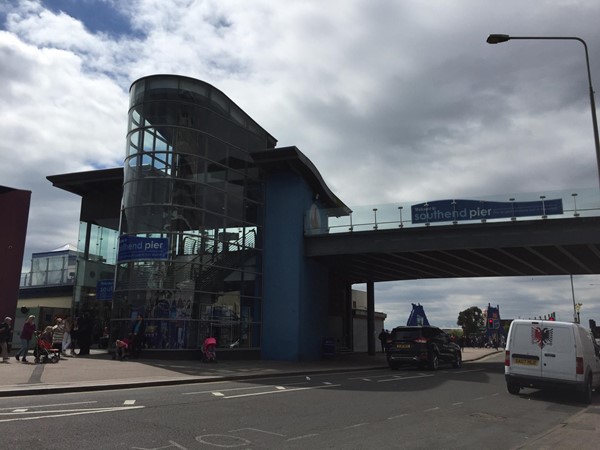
[252,146,351,216]
[47,168,123,230]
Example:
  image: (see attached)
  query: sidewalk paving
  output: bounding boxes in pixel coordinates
[1,347,597,449]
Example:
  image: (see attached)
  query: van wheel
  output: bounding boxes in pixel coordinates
[507,382,520,395]
[428,351,440,371]
[452,351,462,369]
[580,375,593,404]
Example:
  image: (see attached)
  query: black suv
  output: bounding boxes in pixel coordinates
[386,326,462,370]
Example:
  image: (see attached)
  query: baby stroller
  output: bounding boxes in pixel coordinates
[33,332,60,364]
[201,337,217,362]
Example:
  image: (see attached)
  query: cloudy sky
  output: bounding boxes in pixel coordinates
[2,0,600,329]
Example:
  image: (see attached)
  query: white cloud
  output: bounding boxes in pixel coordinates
[2,0,600,324]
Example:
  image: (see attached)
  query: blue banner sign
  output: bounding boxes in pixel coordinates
[96,279,114,301]
[117,235,169,262]
[411,198,563,224]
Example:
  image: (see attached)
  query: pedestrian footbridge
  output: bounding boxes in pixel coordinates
[305,189,600,283]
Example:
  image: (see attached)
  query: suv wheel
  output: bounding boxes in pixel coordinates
[452,351,462,368]
[428,351,439,371]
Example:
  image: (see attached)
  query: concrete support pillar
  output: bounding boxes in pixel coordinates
[367,280,375,355]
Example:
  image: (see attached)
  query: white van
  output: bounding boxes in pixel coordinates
[504,319,600,403]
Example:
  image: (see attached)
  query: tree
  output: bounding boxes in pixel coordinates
[457,306,484,336]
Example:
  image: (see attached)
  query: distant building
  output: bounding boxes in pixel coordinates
[14,245,78,344]
[352,290,387,352]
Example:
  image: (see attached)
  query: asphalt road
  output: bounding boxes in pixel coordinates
[1,353,590,450]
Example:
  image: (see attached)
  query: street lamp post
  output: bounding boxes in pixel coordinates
[570,274,578,323]
[486,34,600,189]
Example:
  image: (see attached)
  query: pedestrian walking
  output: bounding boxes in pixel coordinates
[52,318,65,353]
[131,315,146,358]
[70,316,79,355]
[378,329,388,353]
[62,316,74,356]
[15,315,36,363]
[0,317,13,362]
[77,313,93,355]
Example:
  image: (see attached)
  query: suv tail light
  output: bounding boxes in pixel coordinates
[414,337,428,344]
[505,350,510,366]
[576,356,584,375]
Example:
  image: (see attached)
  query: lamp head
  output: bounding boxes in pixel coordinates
[487,34,511,44]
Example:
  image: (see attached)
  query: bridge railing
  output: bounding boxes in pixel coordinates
[305,188,600,235]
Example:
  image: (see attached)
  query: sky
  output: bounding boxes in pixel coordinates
[2,0,600,329]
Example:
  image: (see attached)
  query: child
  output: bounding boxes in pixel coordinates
[114,335,131,360]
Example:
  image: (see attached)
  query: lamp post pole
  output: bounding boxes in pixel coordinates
[486,34,600,189]
[570,274,578,323]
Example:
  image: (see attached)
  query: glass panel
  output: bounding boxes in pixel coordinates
[210,89,229,114]
[230,104,245,127]
[180,78,209,99]
[205,187,225,214]
[227,146,248,171]
[227,194,243,222]
[206,137,227,163]
[143,130,154,152]
[206,163,227,191]
[155,133,169,151]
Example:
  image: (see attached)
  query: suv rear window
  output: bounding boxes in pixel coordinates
[391,328,423,340]
[391,327,443,340]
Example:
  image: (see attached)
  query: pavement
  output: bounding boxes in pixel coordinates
[1,347,598,449]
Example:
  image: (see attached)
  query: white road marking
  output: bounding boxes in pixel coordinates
[452,369,484,374]
[0,405,144,423]
[276,386,286,390]
[452,402,464,406]
[224,383,340,399]
[195,434,251,447]
[229,427,286,437]
[212,392,225,397]
[0,401,96,411]
[287,433,319,441]
[183,384,288,395]
[13,409,28,413]
[132,440,189,450]
[377,374,435,383]
[424,407,440,412]
[344,423,368,429]
[388,413,409,420]
[124,400,136,405]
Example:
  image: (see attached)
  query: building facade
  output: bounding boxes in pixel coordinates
[48,75,368,361]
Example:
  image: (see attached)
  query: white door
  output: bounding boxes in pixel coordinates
[540,323,576,381]
[508,323,542,377]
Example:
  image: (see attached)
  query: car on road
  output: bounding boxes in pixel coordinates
[386,325,462,370]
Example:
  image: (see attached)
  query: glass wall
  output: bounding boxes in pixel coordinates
[20,249,77,287]
[113,75,275,351]
[73,221,120,343]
